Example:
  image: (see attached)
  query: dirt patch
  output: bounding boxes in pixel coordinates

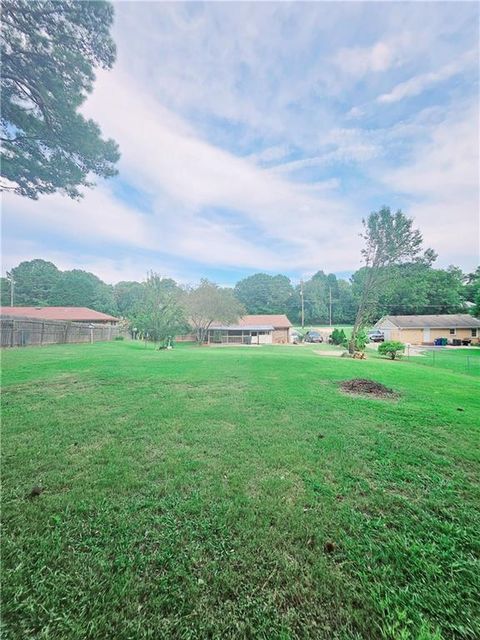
[340,378,398,398]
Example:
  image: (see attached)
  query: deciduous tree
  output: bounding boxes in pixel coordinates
[133,274,186,346]
[350,207,427,352]
[185,279,245,343]
[234,273,293,314]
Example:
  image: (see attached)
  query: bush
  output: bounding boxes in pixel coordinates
[114,336,124,341]
[353,329,369,352]
[378,341,405,360]
[330,328,347,346]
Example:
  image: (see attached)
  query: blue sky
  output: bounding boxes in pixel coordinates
[2,1,479,285]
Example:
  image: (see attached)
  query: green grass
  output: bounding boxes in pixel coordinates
[405,347,480,377]
[2,341,479,639]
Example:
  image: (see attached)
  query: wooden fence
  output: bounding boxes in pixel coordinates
[1,316,124,348]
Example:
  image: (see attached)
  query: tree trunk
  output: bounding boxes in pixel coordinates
[350,267,376,353]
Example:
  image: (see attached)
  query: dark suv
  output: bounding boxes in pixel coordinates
[304,331,323,343]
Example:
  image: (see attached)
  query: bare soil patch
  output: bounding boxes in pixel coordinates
[340,378,398,398]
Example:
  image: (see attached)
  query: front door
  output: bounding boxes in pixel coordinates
[423,327,430,343]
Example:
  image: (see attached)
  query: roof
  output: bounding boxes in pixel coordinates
[376,314,480,329]
[0,306,119,322]
[209,324,274,331]
[239,314,292,328]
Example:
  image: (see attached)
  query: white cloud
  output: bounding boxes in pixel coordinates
[80,70,354,265]
[381,104,479,266]
[2,187,157,250]
[378,49,477,104]
[334,41,398,76]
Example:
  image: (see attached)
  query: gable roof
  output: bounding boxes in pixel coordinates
[239,314,292,328]
[376,314,480,329]
[0,306,119,322]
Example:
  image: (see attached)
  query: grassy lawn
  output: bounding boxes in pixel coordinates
[2,341,479,639]
[406,347,480,377]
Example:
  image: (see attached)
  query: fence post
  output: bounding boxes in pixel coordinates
[40,321,45,346]
[11,320,15,347]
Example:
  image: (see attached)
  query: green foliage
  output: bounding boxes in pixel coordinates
[286,272,356,325]
[234,273,294,314]
[378,341,406,360]
[186,279,245,342]
[330,328,347,346]
[464,267,480,317]
[113,281,145,317]
[10,259,61,305]
[351,207,429,351]
[351,263,466,319]
[1,0,119,199]
[1,277,12,305]
[133,273,186,344]
[353,328,369,352]
[51,269,117,315]
[360,207,425,269]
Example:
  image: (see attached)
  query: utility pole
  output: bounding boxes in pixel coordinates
[300,279,305,329]
[329,286,332,326]
[6,271,14,307]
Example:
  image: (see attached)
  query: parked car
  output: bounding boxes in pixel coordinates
[368,330,385,343]
[304,331,323,343]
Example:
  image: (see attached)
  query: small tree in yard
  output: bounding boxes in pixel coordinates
[350,207,428,354]
[134,273,187,348]
[330,328,347,346]
[183,279,245,343]
[378,341,405,360]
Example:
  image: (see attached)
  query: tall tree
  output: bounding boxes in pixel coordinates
[132,274,186,346]
[185,279,245,343]
[350,207,427,352]
[234,273,294,314]
[1,0,119,199]
[1,277,13,306]
[335,279,357,324]
[463,267,480,317]
[351,262,465,318]
[114,281,145,317]
[9,259,61,305]
[51,269,117,315]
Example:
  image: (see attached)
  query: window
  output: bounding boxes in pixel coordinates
[472,329,478,337]
[449,328,456,335]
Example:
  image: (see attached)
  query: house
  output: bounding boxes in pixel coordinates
[0,306,119,325]
[207,314,292,345]
[374,314,480,345]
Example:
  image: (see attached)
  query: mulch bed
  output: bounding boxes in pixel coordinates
[340,378,398,398]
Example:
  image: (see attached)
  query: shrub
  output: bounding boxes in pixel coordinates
[330,328,347,346]
[353,329,369,352]
[114,336,124,341]
[378,341,405,360]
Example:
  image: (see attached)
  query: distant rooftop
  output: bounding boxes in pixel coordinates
[377,314,480,329]
[0,306,119,322]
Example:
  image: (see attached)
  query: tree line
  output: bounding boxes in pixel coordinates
[2,254,479,326]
